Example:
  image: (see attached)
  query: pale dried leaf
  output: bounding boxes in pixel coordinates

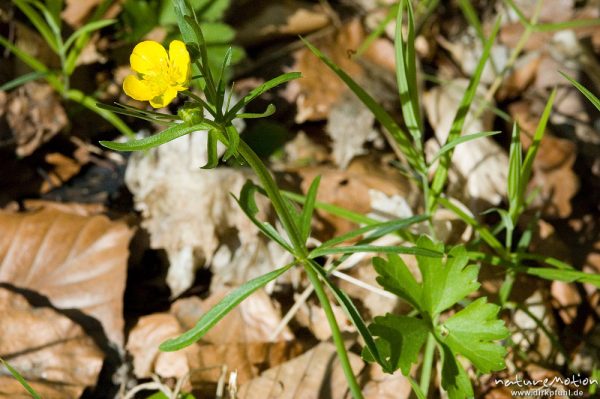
[126,313,200,380]
[125,130,287,296]
[6,82,67,157]
[237,342,364,399]
[363,364,412,399]
[0,206,133,345]
[0,288,103,398]
[424,78,508,207]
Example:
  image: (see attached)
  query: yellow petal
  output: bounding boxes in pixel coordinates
[130,41,168,75]
[149,87,178,109]
[123,75,154,101]
[168,40,190,85]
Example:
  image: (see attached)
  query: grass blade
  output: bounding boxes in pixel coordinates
[428,131,500,165]
[560,71,600,111]
[301,37,423,173]
[309,244,443,259]
[160,262,295,351]
[0,357,42,399]
[395,0,423,145]
[0,71,47,91]
[306,259,391,372]
[427,17,500,213]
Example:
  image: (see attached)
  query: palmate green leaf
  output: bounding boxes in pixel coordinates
[99,122,213,152]
[439,343,474,399]
[436,298,509,373]
[417,236,480,316]
[160,261,294,351]
[373,254,422,310]
[0,357,42,399]
[362,314,429,375]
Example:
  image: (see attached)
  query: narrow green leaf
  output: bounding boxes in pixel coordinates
[309,244,443,259]
[13,0,59,53]
[234,181,293,252]
[319,215,427,249]
[507,123,522,220]
[202,129,220,169]
[160,262,294,351]
[428,17,500,213]
[395,0,423,144]
[236,103,276,119]
[222,124,239,160]
[301,37,423,173]
[224,72,301,122]
[64,19,116,53]
[0,357,42,399]
[299,175,320,243]
[521,89,556,191]
[306,259,390,372]
[99,122,212,151]
[407,376,427,399]
[560,71,600,111]
[429,131,500,165]
[0,71,47,91]
[0,35,48,73]
[534,18,600,32]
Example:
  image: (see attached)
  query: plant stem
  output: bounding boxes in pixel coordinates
[234,135,363,398]
[303,261,364,399]
[419,333,436,395]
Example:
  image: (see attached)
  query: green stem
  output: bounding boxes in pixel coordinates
[66,89,135,139]
[303,261,364,399]
[234,135,363,398]
[419,333,436,395]
[237,139,306,255]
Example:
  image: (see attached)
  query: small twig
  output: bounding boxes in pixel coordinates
[331,270,396,299]
[216,365,228,399]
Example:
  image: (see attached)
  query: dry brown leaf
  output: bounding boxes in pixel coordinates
[62,0,121,28]
[0,288,103,398]
[363,364,412,399]
[235,1,329,46]
[6,82,67,157]
[296,157,413,237]
[126,313,200,382]
[40,153,84,194]
[285,20,364,124]
[0,205,133,345]
[237,342,364,399]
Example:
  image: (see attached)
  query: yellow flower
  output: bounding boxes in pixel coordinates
[123,40,191,108]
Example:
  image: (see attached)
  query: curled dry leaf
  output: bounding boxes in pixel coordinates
[6,82,67,157]
[126,313,200,382]
[0,288,103,399]
[238,342,364,399]
[125,131,288,296]
[0,205,133,346]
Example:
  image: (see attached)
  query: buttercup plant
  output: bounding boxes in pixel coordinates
[98,0,600,398]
